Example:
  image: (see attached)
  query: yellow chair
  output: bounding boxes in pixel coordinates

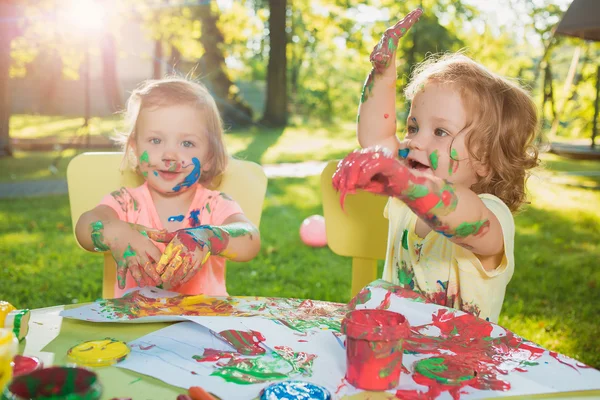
[321,160,389,297]
[67,152,268,299]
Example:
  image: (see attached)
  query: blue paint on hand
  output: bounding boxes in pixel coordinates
[168,215,185,222]
[398,148,410,159]
[173,157,201,192]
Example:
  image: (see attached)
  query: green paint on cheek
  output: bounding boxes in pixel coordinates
[429,150,439,170]
[140,151,150,164]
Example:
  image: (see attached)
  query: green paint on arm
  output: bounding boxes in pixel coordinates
[90,221,110,252]
[454,220,489,238]
[429,150,439,170]
[404,184,430,200]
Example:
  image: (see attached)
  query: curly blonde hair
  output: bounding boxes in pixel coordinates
[405,53,539,212]
[116,77,228,187]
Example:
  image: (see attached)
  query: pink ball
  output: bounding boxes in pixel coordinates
[299,215,328,247]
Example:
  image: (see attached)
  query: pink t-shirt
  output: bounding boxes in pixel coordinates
[99,182,243,297]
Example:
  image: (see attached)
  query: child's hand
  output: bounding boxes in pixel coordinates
[149,228,215,290]
[370,8,423,75]
[333,147,406,207]
[104,221,163,289]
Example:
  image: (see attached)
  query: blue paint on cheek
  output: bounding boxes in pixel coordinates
[168,215,185,222]
[172,157,201,192]
[398,148,410,159]
[153,171,158,177]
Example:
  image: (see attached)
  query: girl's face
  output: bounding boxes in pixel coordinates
[133,103,210,195]
[403,82,485,189]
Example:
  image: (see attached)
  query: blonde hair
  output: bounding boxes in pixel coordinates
[405,53,539,212]
[116,77,228,187]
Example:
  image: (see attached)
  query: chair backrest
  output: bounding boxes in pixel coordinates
[67,152,268,298]
[320,160,389,296]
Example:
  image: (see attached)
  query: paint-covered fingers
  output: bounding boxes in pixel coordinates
[166,253,195,289]
[370,8,423,74]
[158,244,185,282]
[113,244,137,289]
[145,228,177,243]
[141,256,162,285]
[179,249,209,286]
[128,257,146,287]
[115,257,128,289]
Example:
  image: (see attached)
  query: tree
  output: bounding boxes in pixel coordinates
[261,0,287,126]
[0,1,21,157]
[101,33,124,112]
[194,3,253,127]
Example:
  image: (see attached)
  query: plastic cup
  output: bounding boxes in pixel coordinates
[1,366,102,400]
[341,309,409,391]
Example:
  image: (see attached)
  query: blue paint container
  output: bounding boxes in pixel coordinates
[259,381,331,400]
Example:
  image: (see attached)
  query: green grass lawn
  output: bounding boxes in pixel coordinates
[1,117,599,370]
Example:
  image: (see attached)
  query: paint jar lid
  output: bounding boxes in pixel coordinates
[12,355,42,377]
[341,309,409,341]
[4,310,30,342]
[259,381,331,400]
[2,366,102,400]
[67,338,130,367]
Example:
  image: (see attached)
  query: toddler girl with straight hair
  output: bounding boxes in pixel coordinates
[76,77,260,297]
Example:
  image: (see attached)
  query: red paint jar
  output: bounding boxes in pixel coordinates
[341,309,409,391]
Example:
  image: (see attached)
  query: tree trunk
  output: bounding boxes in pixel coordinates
[101,33,123,112]
[153,39,162,79]
[592,66,599,149]
[261,0,288,127]
[0,2,19,157]
[195,4,253,127]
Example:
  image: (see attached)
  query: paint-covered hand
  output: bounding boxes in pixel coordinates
[103,221,163,289]
[370,8,423,75]
[332,147,410,207]
[151,226,229,289]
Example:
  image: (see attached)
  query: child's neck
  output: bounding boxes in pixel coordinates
[148,185,197,229]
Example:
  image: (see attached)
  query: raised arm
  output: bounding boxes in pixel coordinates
[357,9,423,152]
[333,148,504,264]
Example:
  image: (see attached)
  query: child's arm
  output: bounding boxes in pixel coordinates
[75,205,163,288]
[333,148,504,269]
[357,9,422,153]
[149,214,260,289]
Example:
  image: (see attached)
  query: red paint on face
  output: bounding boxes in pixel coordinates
[384,113,390,119]
[341,309,409,391]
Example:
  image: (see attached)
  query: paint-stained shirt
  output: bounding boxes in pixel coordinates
[382,193,515,323]
[99,182,243,297]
